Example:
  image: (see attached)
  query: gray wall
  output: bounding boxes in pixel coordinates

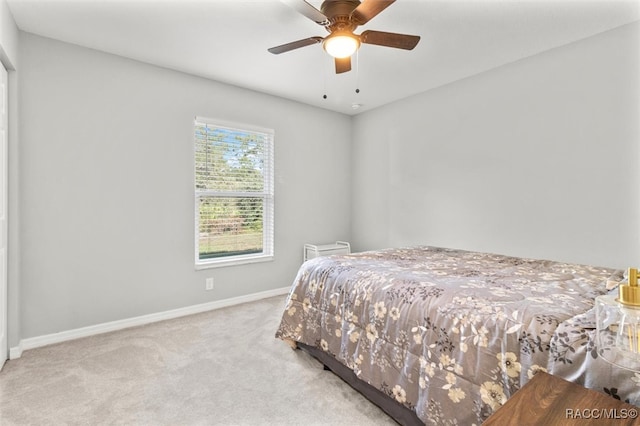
[351,22,640,268]
[18,33,351,339]
[15,21,640,342]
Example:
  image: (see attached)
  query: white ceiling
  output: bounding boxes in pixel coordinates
[7,0,640,115]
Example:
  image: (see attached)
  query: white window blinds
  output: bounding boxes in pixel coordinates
[195,117,274,267]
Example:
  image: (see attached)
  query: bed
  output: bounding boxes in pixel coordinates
[275,246,640,425]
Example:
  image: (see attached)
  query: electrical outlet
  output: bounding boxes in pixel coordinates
[205,277,214,291]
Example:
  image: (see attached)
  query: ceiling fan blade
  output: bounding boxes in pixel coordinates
[335,57,351,74]
[351,0,395,25]
[268,37,324,54]
[360,30,420,50]
[282,0,330,26]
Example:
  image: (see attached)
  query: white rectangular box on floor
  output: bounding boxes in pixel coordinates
[303,241,351,262]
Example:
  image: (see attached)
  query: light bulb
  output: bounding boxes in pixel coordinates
[323,33,360,58]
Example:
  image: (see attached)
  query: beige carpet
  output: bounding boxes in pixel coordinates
[0,296,396,425]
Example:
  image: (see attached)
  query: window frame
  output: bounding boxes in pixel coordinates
[194,116,274,269]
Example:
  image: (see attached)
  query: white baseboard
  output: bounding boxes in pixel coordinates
[9,286,290,360]
[9,342,23,359]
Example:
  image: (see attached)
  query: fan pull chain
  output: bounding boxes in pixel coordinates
[323,56,328,99]
[355,50,360,94]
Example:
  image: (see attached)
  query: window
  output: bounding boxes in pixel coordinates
[194,117,274,268]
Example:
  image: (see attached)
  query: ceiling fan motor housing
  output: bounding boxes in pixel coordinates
[321,0,361,32]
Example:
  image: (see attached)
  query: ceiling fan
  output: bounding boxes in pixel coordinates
[268,0,420,74]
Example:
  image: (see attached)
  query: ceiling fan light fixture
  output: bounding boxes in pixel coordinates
[270,0,421,74]
[323,32,360,58]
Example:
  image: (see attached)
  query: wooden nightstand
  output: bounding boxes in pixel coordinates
[483,372,640,425]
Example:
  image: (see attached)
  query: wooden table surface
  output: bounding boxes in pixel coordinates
[483,372,640,425]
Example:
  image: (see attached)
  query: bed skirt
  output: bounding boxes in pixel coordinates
[298,342,424,426]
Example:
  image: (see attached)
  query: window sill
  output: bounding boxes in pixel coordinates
[195,254,274,270]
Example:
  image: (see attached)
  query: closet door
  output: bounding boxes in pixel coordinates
[0,62,7,370]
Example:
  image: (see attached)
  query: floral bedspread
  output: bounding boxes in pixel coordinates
[276,246,639,425]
